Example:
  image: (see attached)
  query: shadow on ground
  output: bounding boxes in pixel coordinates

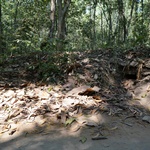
[0,114,150,150]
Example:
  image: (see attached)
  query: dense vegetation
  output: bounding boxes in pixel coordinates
[0,0,149,54]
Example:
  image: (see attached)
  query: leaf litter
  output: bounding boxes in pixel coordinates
[0,47,150,140]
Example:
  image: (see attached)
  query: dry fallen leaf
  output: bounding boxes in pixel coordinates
[9,128,17,135]
[66,85,90,96]
[79,88,96,96]
[62,97,79,107]
[4,90,15,98]
[0,124,11,134]
[37,90,50,99]
[7,109,21,120]
[85,121,98,127]
[50,103,61,110]
[79,86,100,96]
[69,122,81,132]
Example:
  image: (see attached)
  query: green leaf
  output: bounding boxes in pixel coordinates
[65,118,76,126]
[80,136,87,143]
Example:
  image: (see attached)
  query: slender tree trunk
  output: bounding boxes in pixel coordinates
[49,0,56,38]
[101,11,103,44]
[13,0,21,31]
[14,1,19,30]
[89,3,93,49]
[101,1,112,44]
[117,0,127,42]
[108,11,112,43]
[0,0,3,53]
[127,0,135,37]
[57,0,71,50]
[93,0,97,49]
[135,0,139,22]
[141,0,144,25]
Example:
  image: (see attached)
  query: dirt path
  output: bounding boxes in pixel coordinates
[0,115,150,150]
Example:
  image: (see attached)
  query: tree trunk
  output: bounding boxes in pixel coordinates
[141,0,144,25]
[57,0,71,50]
[14,1,20,30]
[93,0,97,49]
[105,1,112,44]
[100,11,104,44]
[117,0,127,43]
[117,0,127,42]
[101,1,112,44]
[49,0,56,38]
[0,0,3,53]
[127,0,135,37]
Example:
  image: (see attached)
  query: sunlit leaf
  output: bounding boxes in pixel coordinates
[65,117,76,126]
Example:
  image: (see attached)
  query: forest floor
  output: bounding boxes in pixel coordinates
[0,47,150,150]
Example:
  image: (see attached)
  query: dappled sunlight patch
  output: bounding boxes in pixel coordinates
[75,113,105,126]
[0,120,37,143]
[0,81,107,143]
[140,98,150,111]
[128,82,150,111]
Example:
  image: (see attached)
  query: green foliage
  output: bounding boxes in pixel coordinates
[2,0,50,55]
[133,22,149,45]
[38,62,60,80]
[0,0,150,68]
[40,38,55,51]
[25,51,70,82]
